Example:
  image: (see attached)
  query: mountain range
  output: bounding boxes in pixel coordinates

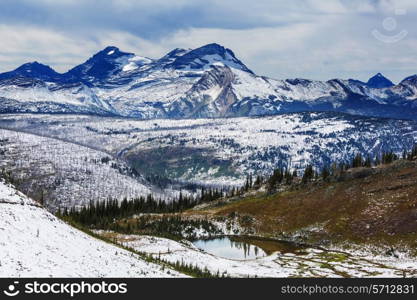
[1,43,417,120]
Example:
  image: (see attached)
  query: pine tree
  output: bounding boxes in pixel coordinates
[374,154,381,166]
[381,151,397,164]
[267,168,284,192]
[408,145,417,160]
[302,165,314,184]
[253,175,262,188]
[284,169,293,185]
[321,166,330,181]
[402,149,407,160]
[352,153,363,168]
[244,175,250,191]
[364,156,372,168]
[39,190,45,206]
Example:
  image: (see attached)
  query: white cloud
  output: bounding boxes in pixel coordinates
[0,25,168,72]
[0,0,416,82]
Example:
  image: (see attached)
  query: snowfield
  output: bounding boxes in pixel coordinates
[0,128,176,211]
[1,113,416,187]
[0,181,185,277]
[108,234,417,278]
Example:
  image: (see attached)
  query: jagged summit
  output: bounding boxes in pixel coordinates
[63,46,135,85]
[169,43,253,73]
[366,73,394,89]
[164,48,190,58]
[92,46,133,58]
[400,74,417,85]
[153,48,190,68]
[16,61,54,71]
[0,61,61,82]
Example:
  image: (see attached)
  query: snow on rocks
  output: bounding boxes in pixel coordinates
[0,180,38,206]
[105,233,417,278]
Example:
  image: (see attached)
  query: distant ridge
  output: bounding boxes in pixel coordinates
[0,43,416,120]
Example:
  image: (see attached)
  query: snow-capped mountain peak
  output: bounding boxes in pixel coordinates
[164,48,190,58]
[0,61,61,82]
[121,55,153,72]
[401,74,417,85]
[63,46,136,85]
[94,46,132,58]
[169,43,253,73]
[155,48,191,67]
[366,72,394,88]
[15,61,57,74]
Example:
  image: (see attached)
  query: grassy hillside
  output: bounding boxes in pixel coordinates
[188,160,417,252]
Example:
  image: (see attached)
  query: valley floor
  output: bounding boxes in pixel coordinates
[1,113,417,278]
[97,233,417,278]
[2,177,417,278]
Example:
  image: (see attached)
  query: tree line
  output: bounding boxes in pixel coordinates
[60,145,417,224]
[59,186,234,226]
[265,145,417,191]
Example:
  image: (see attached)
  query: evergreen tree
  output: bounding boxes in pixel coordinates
[284,169,293,185]
[267,168,284,192]
[381,151,397,164]
[408,145,417,160]
[364,155,372,168]
[374,154,381,166]
[321,166,330,181]
[253,175,262,188]
[352,153,363,168]
[302,165,314,184]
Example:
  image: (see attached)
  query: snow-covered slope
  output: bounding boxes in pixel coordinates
[1,43,417,120]
[2,112,417,187]
[0,180,184,277]
[0,82,114,115]
[0,128,175,211]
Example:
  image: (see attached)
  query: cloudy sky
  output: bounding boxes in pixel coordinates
[1,0,416,82]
